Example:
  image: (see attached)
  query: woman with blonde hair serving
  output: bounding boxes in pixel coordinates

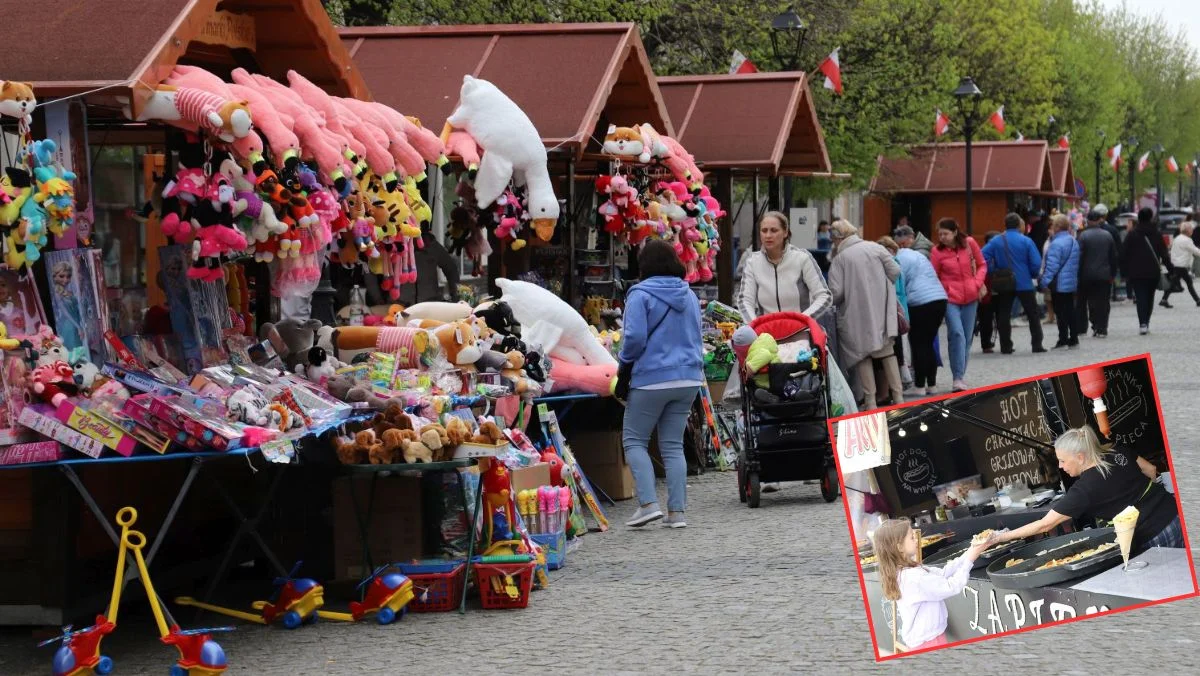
[828,219,904,409]
[992,425,1182,554]
[875,519,992,651]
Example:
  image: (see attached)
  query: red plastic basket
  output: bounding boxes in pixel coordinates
[474,561,536,610]
[405,563,467,613]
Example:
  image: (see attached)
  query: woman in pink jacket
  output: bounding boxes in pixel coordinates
[930,218,987,392]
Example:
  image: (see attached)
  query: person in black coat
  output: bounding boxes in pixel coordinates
[1076,210,1119,338]
[1119,207,1170,334]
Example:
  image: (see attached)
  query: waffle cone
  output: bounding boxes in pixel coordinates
[1114,522,1137,566]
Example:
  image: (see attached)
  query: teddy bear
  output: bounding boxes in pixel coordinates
[444,416,473,447]
[418,422,451,460]
[381,428,421,463]
[471,419,504,446]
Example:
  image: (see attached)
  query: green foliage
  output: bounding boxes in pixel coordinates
[323,0,1200,204]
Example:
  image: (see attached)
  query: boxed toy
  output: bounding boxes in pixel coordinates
[43,248,111,366]
[55,399,138,456]
[0,440,66,466]
[18,404,105,458]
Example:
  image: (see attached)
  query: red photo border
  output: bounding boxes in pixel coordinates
[824,352,1199,661]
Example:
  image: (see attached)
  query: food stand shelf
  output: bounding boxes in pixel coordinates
[1069,547,1196,602]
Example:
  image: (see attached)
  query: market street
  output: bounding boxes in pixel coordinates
[1,300,1198,674]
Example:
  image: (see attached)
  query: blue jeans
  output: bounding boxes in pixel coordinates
[944,301,978,381]
[622,386,699,512]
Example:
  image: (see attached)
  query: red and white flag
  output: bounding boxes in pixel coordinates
[1166,155,1179,173]
[989,106,1006,134]
[818,48,843,95]
[1187,160,1197,177]
[729,50,758,74]
[1107,143,1122,171]
[1137,151,1151,172]
[1057,134,1070,149]
[935,110,951,137]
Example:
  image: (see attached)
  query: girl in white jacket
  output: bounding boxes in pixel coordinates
[874,519,993,652]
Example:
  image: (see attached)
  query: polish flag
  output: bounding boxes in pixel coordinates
[1187,161,1196,177]
[1057,134,1070,149]
[1107,143,1122,171]
[1137,151,1151,172]
[819,48,843,95]
[935,110,951,137]
[989,106,1006,134]
[1166,155,1179,173]
[729,50,758,74]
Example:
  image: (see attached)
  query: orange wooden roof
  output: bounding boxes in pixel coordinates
[0,0,370,114]
[340,22,672,156]
[656,72,831,176]
[870,141,1056,194]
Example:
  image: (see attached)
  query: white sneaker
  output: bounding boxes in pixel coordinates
[661,514,687,529]
[1139,325,1149,335]
[952,379,968,392]
[626,505,663,527]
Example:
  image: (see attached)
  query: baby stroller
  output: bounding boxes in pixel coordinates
[737,312,839,508]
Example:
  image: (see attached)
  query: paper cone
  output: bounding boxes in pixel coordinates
[1113,505,1140,567]
[1114,523,1136,567]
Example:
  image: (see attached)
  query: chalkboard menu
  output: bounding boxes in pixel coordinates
[961,382,1056,490]
[1096,359,1165,465]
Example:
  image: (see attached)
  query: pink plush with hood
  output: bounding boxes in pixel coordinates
[221,81,302,166]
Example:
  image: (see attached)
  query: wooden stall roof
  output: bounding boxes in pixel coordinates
[1046,148,1077,198]
[869,141,1056,195]
[340,22,672,156]
[656,72,831,176]
[0,0,370,112]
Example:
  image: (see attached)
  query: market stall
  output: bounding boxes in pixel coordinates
[838,357,1190,653]
[865,140,1068,240]
[1,6,633,657]
[657,71,834,293]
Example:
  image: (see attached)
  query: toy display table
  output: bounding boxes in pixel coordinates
[340,459,480,613]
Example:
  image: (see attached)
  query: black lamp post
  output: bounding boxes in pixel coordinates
[1152,143,1165,211]
[769,8,808,71]
[953,76,983,236]
[1193,153,1200,207]
[769,8,809,212]
[1127,135,1139,211]
[1094,130,1105,206]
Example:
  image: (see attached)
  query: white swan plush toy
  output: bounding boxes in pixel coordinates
[443,76,560,241]
[497,279,616,367]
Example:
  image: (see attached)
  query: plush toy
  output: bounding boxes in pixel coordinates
[444,416,472,447]
[601,125,646,159]
[295,346,342,386]
[442,76,559,240]
[431,321,483,367]
[380,427,420,464]
[443,128,482,178]
[227,387,272,426]
[371,402,414,438]
[334,326,435,369]
[541,449,565,486]
[0,80,37,126]
[472,419,505,445]
[28,329,78,407]
[334,429,378,465]
[496,278,616,367]
[337,98,428,179]
[402,438,433,464]
[403,302,472,323]
[547,357,618,396]
[129,86,252,142]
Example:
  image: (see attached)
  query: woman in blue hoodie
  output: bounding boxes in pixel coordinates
[617,240,705,529]
[1040,213,1081,349]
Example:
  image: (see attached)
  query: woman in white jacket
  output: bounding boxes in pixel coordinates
[737,211,832,322]
[1159,221,1200,308]
[875,519,993,652]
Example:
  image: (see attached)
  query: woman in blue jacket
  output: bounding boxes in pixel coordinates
[896,242,948,396]
[616,240,705,529]
[1040,213,1081,349]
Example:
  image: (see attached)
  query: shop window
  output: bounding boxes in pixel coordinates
[91,145,150,335]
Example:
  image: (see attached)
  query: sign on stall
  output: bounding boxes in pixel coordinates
[835,412,890,473]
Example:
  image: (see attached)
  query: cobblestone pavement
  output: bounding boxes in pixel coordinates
[2,298,1198,674]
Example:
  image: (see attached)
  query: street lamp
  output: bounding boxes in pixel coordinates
[769,8,808,71]
[1127,135,1139,212]
[953,76,983,236]
[1193,152,1200,207]
[1152,143,1165,212]
[1094,130,1105,206]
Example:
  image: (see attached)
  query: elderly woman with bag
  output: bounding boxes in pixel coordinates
[828,220,904,410]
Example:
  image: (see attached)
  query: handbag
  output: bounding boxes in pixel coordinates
[614,306,673,401]
[885,265,909,335]
[987,233,1017,294]
[1142,234,1171,292]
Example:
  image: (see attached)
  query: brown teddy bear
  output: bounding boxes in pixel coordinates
[418,424,450,461]
[471,420,504,446]
[444,416,473,447]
